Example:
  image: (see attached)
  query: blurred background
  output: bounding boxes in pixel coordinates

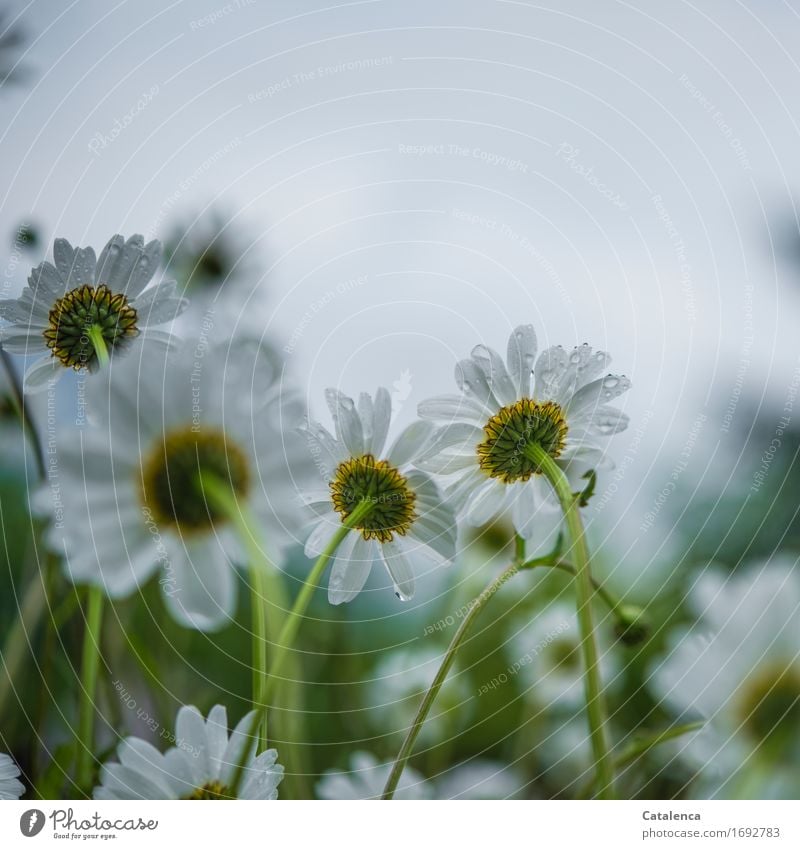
[1,0,800,800]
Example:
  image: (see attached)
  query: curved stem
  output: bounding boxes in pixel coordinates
[0,348,46,479]
[262,499,373,708]
[76,586,104,792]
[382,557,523,800]
[229,500,373,798]
[527,444,615,799]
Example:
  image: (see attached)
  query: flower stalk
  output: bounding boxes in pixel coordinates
[526,443,615,799]
[76,585,104,792]
[197,472,282,750]
[86,324,110,369]
[229,498,373,798]
[381,542,526,800]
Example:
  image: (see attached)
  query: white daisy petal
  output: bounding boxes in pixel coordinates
[386,419,436,467]
[382,538,416,601]
[328,532,370,605]
[533,345,570,402]
[161,538,237,632]
[418,392,488,423]
[0,754,24,800]
[472,343,517,406]
[370,387,392,456]
[506,324,537,398]
[305,511,341,558]
[419,423,483,460]
[132,280,188,325]
[28,260,66,296]
[22,355,62,392]
[205,705,229,779]
[357,392,374,451]
[325,389,364,456]
[566,374,631,417]
[510,481,538,539]
[464,479,508,525]
[0,325,46,354]
[455,357,500,409]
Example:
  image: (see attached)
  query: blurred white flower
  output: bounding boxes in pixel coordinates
[0,235,186,392]
[366,646,471,745]
[651,557,800,798]
[94,704,282,799]
[417,325,630,538]
[0,752,24,799]
[37,337,311,630]
[316,751,431,800]
[511,601,619,712]
[301,387,456,604]
[435,759,527,799]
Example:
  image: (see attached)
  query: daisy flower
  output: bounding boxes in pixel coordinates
[94,704,283,799]
[0,234,187,392]
[301,387,457,604]
[435,759,527,799]
[0,752,24,799]
[366,646,470,746]
[316,751,431,800]
[511,601,619,712]
[36,337,311,630]
[416,325,631,538]
[651,557,800,799]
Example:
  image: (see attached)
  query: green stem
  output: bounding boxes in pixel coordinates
[197,472,277,749]
[0,348,46,479]
[524,557,621,614]
[76,586,104,792]
[86,324,109,368]
[382,557,523,800]
[0,570,47,719]
[578,721,704,798]
[263,499,373,708]
[229,499,373,798]
[527,444,615,799]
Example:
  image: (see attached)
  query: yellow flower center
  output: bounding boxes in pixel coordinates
[738,663,800,754]
[183,780,233,800]
[43,284,138,369]
[477,399,568,483]
[330,454,416,543]
[141,426,250,533]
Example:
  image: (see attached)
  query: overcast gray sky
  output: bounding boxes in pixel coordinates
[3,0,800,589]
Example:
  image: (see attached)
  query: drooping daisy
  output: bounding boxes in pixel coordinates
[651,557,800,799]
[0,234,187,392]
[36,337,312,630]
[0,752,24,799]
[301,388,457,604]
[416,325,631,537]
[94,704,283,799]
[316,751,432,800]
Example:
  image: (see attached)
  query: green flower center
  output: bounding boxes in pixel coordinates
[183,780,233,800]
[330,454,416,542]
[738,664,800,753]
[477,398,568,483]
[141,426,250,533]
[43,284,138,369]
